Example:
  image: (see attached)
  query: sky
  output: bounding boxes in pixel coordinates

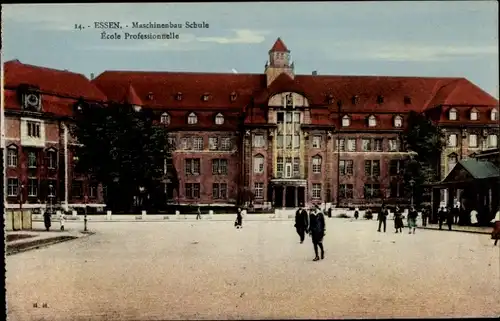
[2,2,499,98]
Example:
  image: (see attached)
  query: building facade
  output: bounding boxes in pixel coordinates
[2,38,499,211]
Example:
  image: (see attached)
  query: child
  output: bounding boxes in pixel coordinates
[60,212,66,231]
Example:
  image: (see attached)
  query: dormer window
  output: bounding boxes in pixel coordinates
[449,108,457,120]
[352,95,359,105]
[215,113,224,125]
[176,92,183,101]
[394,115,403,128]
[342,115,351,127]
[376,95,384,104]
[491,108,499,121]
[147,92,154,101]
[404,96,412,104]
[187,112,198,125]
[230,92,237,101]
[23,92,41,111]
[470,109,478,121]
[368,115,377,127]
[160,112,170,125]
[202,93,210,101]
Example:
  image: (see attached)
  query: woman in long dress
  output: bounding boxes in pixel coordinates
[394,207,403,233]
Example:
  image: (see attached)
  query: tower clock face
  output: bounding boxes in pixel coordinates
[26,94,40,108]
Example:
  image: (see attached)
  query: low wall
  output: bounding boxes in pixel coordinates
[5,210,33,231]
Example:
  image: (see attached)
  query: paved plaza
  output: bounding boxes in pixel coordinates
[6,218,500,320]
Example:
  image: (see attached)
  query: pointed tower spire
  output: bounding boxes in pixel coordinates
[265,37,294,86]
[269,37,289,53]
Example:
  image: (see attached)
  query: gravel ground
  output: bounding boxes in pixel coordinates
[6,219,500,320]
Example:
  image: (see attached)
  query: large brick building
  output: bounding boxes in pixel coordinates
[2,38,499,211]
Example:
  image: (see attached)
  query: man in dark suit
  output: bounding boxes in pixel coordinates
[309,209,326,261]
[377,207,388,232]
[295,207,309,243]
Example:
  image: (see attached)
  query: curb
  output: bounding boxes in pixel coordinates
[417,227,491,235]
[6,232,95,256]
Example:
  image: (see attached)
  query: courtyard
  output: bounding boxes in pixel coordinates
[6,217,500,320]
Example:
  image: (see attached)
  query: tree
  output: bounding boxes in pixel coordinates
[400,111,446,207]
[71,102,178,212]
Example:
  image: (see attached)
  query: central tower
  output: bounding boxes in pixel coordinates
[265,37,295,86]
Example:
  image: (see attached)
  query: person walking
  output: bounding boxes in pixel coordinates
[377,207,388,232]
[43,208,52,232]
[394,207,404,233]
[408,206,418,234]
[59,211,66,231]
[438,207,445,230]
[235,208,243,229]
[354,208,359,220]
[453,205,460,224]
[196,206,202,220]
[421,206,428,227]
[309,209,326,261]
[447,207,454,231]
[491,208,500,246]
[470,209,479,226]
[294,207,309,243]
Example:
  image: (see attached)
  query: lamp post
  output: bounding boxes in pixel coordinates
[48,184,54,215]
[84,195,88,232]
[409,179,415,207]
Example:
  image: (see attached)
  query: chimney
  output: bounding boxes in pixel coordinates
[90,73,95,80]
[312,71,318,76]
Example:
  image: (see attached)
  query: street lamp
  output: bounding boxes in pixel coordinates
[409,179,415,207]
[84,195,88,232]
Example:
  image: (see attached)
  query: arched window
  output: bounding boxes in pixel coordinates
[368,115,377,127]
[7,145,18,167]
[253,154,265,173]
[187,112,198,125]
[46,148,58,169]
[470,109,478,121]
[394,115,403,128]
[342,115,350,127]
[491,108,499,121]
[215,113,224,125]
[488,134,498,148]
[312,156,322,173]
[449,108,457,120]
[160,112,170,125]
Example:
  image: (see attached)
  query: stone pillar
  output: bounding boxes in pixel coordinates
[106,210,112,221]
[141,210,147,219]
[294,186,298,208]
[447,187,455,208]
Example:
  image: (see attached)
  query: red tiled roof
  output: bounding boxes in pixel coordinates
[92,71,266,109]
[123,84,143,106]
[3,60,107,102]
[270,38,289,52]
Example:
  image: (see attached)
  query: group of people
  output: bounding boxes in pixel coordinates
[295,206,326,261]
[377,206,419,234]
[43,209,65,231]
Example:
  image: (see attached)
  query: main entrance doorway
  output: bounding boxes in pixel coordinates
[272,185,306,208]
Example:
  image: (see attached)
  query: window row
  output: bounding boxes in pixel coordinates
[341,115,403,128]
[170,92,238,102]
[179,136,233,151]
[159,112,226,126]
[448,108,498,121]
[185,158,229,175]
[184,183,229,199]
[447,134,498,148]
[7,148,57,169]
[6,178,98,198]
[337,138,401,152]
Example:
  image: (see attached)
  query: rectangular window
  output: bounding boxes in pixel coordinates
[488,134,498,147]
[254,156,264,173]
[47,150,57,169]
[89,183,98,198]
[293,157,300,176]
[293,135,300,149]
[347,139,356,152]
[469,134,478,148]
[193,137,204,151]
[212,159,228,175]
[388,139,399,152]
[276,135,284,148]
[185,158,201,175]
[372,160,380,177]
[7,178,19,197]
[209,137,218,150]
[340,160,353,176]
[364,184,380,199]
[27,121,41,138]
[365,160,372,176]
[448,134,457,147]
[28,151,37,168]
[276,157,284,177]
[254,182,264,198]
[312,183,322,199]
[312,136,322,148]
[337,138,345,152]
[285,135,292,149]
[181,137,190,150]
[7,148,18,167]
[212,183,220,199]
[185,183,200,199]
[312,157,322,173]
[340,160,346,175]
[253,134,265,148]
[339,184,354,199]
[277,112,284,123]
[286,112,293,123]
[221,137,232,151]
[293,112,300,123]
[71,181,82,198]
[374,139,383,152]
[362,139,372,152]
[167,137,177,151]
